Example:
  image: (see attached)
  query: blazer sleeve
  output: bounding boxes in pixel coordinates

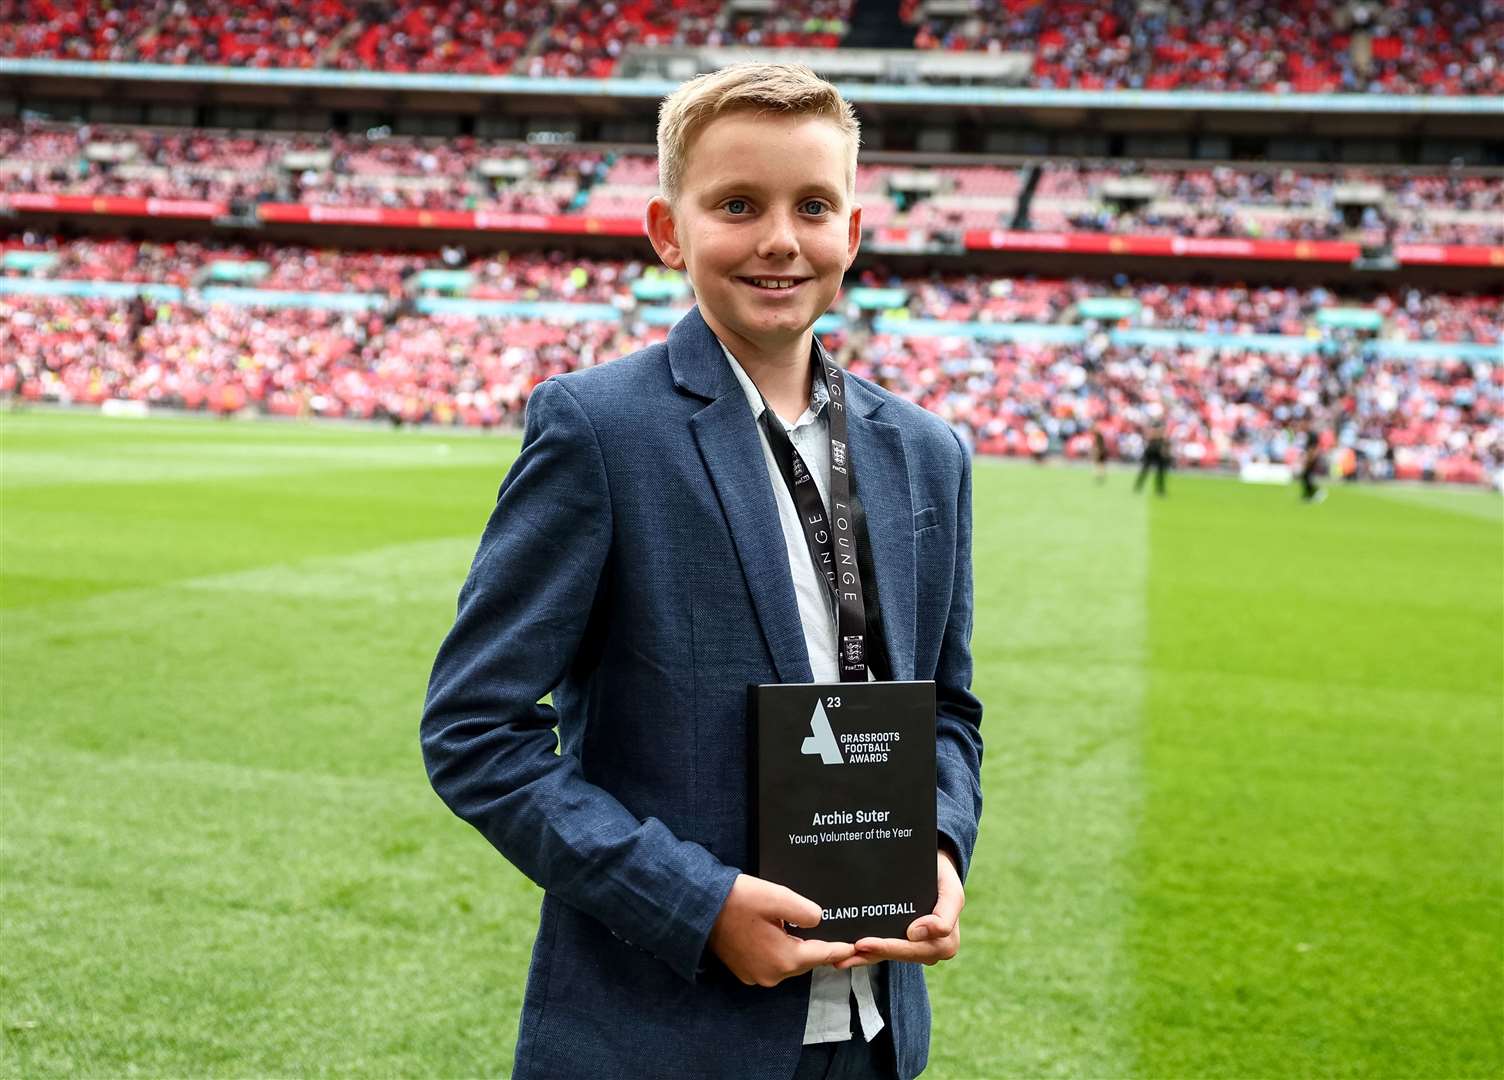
[420,378,740,983]
[934,429,985,883]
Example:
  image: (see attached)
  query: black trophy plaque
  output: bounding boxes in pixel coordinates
[750,680,937,942]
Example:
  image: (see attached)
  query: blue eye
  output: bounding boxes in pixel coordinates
[725,199,749,214]
[803,199,830,215]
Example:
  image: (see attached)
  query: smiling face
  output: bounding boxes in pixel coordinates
[645,111,862,366]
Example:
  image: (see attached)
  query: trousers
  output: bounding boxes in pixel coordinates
[792,1027,899,1080]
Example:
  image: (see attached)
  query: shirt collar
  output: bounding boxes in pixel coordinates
[718,340,829,429]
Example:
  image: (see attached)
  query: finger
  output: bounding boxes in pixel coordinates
[905,900,960,942]
[833,954,879,970]
[857,940,930,963]
[905,914,948,942]
[853,932,957,965]
[789,938,856,973]
[865,942,948,965]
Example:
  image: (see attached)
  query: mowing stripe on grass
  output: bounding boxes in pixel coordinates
[1,739,535,1078]
[1132,476,1502,1079]
[928,462,1147,1079]
[1,443,500,490]
[174,537,479,603]
[2,537,480,778]
[1344,482,1503,524]
[7,537,476,611]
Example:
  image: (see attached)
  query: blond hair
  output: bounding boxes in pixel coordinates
[655,63,861,204]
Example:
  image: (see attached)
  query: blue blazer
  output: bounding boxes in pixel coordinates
[422,306,983,1080]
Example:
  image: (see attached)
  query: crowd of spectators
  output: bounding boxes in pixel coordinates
[8,236,1499,344]
[842,267,1501,347]
[1031,161,1504,245]
[343,2,552,75]
[7,0,1502,94]
[0,294,667,427]
[1,235,649,305]
[0,122,614,215]
[912,0,1504,95]
[524,0,724,78]
[2,0,723,76]
[6,122,1502,246]
[726,0,850,48]
[3,291,1494,484]
[848,329,1498,484]
[0,236,211,284]
[2,238,1498,484]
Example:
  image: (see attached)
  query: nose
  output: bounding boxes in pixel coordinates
[755,207,799,261]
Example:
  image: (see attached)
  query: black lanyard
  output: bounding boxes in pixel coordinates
[757,342,868,683]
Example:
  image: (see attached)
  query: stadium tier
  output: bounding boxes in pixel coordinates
[5,121,1503,249]
[3,239,1498,485]
[7,237,1499,342]
[919,0,1504,94]
[6,0,1502,93]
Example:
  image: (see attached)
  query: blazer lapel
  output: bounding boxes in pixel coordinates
[844,382,917,682]
[673,308,813,684]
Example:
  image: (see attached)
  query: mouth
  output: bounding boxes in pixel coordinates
[737,276,810,294]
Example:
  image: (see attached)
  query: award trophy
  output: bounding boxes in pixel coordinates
[750,679,936,941]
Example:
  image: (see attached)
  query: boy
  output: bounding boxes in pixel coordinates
[421,64,983,1080]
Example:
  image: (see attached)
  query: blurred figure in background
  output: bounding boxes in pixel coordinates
[1091,425,1109,484]
[1299,431,1327,504]
[1134,419,1170,497]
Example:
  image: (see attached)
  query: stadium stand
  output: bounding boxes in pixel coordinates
[2,236,1498,484]
[4,286,1494,484]
[0,122,611,214]
[3,0,721,75]
[913,0,1504,93]
[727,0,851,48]
[4,237,1497,340]
[7,0,1503,92]
[6,121,1502,245]
[849,333,1498,485]
[1030,162,1504,244]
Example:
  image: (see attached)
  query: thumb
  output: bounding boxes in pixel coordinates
[937,870,964,920]
[765,883,823,928]
[925,860,966,936]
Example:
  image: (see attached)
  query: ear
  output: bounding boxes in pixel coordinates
[645,195,686,270]
[845,201,863,269]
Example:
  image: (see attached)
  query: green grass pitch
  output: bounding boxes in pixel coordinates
[2,410,1500,1078]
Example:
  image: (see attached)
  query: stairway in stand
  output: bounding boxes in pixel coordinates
[842,0,914,49]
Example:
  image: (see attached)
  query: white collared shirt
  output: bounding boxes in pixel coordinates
[718,341,886,1046]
